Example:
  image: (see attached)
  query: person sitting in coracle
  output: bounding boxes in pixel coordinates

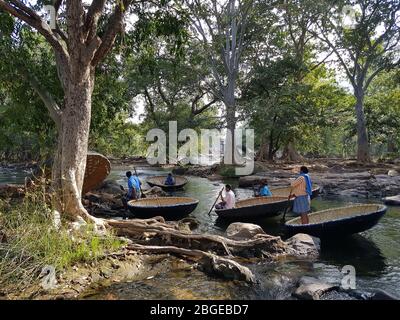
[258,179,272,197]
[215,184,236,210]
[164,173,176,185]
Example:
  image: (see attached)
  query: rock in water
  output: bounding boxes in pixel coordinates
[199,254,256,283]
[226,223,266,240]
[383,194,400,206]
[238,175,266,188]
[370,289,399,300]
[293,276,338,300]
[142,186,167,197]
[285,233,320,257]
[388,169,399,177]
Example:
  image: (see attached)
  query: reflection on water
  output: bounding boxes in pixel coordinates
[2,165,400,299]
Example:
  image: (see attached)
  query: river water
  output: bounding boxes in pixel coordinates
[104,167,400,299]
[2,166,399,299]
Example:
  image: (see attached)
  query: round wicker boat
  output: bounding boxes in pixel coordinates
[82,151,111,194]
[271,185,321,199]
[285,204,387,238]
[146,175,188,190]
[215,196,290,221]
[127,196,199,219]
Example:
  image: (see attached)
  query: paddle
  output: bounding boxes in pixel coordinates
[208,187,224,216]
[133,167,146,198]
[281,189,293,223]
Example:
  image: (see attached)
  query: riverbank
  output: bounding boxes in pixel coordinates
[111,158,400,199]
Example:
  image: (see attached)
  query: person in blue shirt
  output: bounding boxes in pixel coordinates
[259,179,272,197]
[164,173,175,186]
[125,171,141,200]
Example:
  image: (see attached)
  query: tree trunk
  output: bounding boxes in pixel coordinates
[354,89,370,162]
[387,138,397,154]
[52,68,95,220]
[223,80,238,165]
[282,142,303,162]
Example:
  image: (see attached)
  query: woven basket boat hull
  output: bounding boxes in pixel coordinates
[271,185,321,199]
[285,204,387,238]
[215,196,290,221]
[82,151,111,194]
[146,176,188,190]
[127,197,198,219]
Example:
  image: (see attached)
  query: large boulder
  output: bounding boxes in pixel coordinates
[226,223,266,240]
[285,233,320,258]
[238,175,266,188]
[293,276,338,300]
[370,289,399,300]
[142,186,167,198]
[93,180,124,196]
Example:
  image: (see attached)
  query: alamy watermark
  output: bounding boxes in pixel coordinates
[146,121,254,176]
[341,265,356,290]
[340,4,358,29]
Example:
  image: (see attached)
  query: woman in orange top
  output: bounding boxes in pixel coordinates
[290,166,313,225]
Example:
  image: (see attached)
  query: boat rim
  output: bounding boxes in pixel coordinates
[285,203,387,227]
[128,196,199,208]
[215,196,289,212]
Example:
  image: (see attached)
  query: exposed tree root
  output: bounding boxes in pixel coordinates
[104,217,289,283]
[127,244,255,283]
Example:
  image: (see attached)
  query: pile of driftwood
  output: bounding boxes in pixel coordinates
[107,217,289,283]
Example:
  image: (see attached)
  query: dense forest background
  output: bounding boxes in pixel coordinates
[0,0,399,163]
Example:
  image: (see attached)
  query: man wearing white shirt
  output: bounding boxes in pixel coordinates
[215,184,236,210]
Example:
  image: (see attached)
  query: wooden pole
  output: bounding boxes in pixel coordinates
[208,187,224,216]
[133,167,146,198]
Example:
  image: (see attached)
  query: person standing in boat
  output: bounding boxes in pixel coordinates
[164,173,176,186]
[259,179,272,197]
[215,184,236,210]
[126,171,141,200]
[290,166,313,225]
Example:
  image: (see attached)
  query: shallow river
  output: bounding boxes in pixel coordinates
[103,167,400,299]
[2,165,399,299]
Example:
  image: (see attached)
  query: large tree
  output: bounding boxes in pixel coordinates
[314,0,400,162]
[0,0,181,225]
[186,0,257,163]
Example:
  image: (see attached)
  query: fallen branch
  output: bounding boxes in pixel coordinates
[127,244,255,283]
[107,218,287,258]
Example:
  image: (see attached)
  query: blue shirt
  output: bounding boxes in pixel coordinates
[300,173,312,197]
[165,175,175,185]
[260,185,272,197]
[127,176,140,196]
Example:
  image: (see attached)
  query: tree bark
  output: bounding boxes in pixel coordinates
[354,88,370,162]
[282,142,303,162]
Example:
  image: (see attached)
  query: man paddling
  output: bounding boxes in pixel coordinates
[290,166,313,225]
[122,171,141,210]
[215,184,236,210]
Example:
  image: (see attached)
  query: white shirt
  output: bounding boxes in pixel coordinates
[224,190,236,209]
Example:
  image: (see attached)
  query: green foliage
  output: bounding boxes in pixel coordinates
[365,69,400,154]
[0,191,124,291]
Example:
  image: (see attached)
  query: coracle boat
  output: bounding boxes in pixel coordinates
[271,185,321,199]
[215,196,290,221]
[127,196,198,219]
[146,175,188,190]
[82,151,111,194]
[285,204,387,238]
